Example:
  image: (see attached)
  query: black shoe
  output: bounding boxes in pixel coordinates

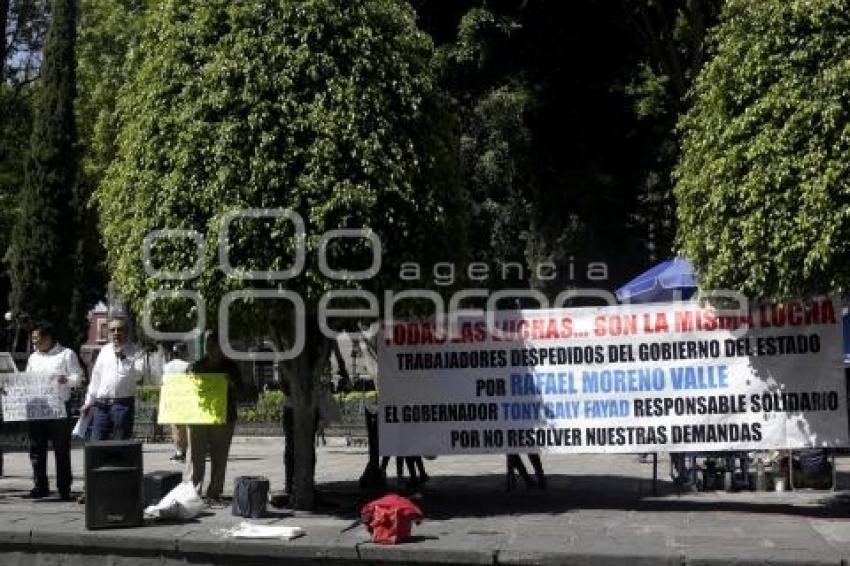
[59,492,72,501]
[25,488,49,499]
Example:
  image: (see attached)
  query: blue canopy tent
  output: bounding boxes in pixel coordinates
[614,258,749,490]
[617,258,850,489]
[615,257,697,304]
[617,258,850,360]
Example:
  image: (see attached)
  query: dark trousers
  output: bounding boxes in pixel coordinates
[28,417,72,494]
[283,407,294,494]
[186,422,236,498]
[91,399,135,441]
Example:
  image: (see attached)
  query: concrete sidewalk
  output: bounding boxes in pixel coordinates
[2,439,850,565]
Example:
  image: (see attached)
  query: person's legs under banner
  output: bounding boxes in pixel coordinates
[27,419,50,496]
[49,417,72,498]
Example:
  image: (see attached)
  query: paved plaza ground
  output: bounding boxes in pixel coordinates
[3,438,850,564]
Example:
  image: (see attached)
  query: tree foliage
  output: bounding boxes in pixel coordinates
[76,0,149,186]
[0,0,48,320]
[99,0,462,312]
[97,0,465,508]
[440,8,533,286]
[428,1,651,293]
[6,0,83,344]
[623,0,721,262]
[675,0,850,298]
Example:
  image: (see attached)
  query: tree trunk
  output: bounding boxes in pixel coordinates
[291,382,316,510]
[282,317,330,511]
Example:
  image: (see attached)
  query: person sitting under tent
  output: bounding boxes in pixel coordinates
[790,448,832,489]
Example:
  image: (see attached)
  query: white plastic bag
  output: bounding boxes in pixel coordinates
[144,481,204,521]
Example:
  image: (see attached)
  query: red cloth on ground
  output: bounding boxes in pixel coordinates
[360,493,424,544]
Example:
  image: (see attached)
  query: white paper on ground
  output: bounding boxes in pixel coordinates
[226,522,305,540]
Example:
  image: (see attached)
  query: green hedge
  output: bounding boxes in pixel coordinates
[336,390,378,404]
[236,390,378,423]
[256,390,284,421]
[238,389,283,423]
[137,385,160,405]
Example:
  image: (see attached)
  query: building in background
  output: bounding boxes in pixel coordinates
[79,301,109,373]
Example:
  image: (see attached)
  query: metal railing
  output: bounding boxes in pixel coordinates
[130,392,377,440]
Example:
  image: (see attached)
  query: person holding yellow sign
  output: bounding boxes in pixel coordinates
[185,330,241,502]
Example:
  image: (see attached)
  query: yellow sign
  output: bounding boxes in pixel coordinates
[158,373,227,424]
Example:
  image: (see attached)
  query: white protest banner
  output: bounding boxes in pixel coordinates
[377,299,849,456]
[0,372,66,421]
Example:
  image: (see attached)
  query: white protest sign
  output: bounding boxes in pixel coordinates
[377,299,849,456]
[1,372,67,421]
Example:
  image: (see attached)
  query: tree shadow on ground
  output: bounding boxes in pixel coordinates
[310,472,850,521]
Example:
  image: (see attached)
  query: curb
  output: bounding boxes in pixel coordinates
[1,527,847,566]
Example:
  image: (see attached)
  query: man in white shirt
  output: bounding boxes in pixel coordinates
[81,317,145,440]
[25,321,84,500]
[162,342,190,462]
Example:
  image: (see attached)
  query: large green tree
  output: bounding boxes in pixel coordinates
[424,1,656,295]
[437,8,535,289]
[64,0,149,341]
[675,0,850,298]
[6,0,86,345]
[76,0,149,186]
[97,0,464,509]
[0,0,49,322]
[622,0,721,262]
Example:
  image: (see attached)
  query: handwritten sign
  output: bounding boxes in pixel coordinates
[1,372,66,421]
[158,373,227,424]
[378,299,849,456]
